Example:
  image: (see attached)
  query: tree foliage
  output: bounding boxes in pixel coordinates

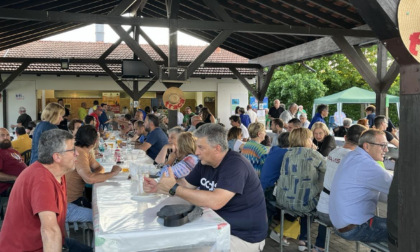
[265,45,400,125]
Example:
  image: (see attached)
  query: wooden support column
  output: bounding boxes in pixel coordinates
[2,90,7,128]
[397,63,420,252]
[376,43,388,116]
[162,82,183,129]
[258,66,275,102]
[166,0,179,80]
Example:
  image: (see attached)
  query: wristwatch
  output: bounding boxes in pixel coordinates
[169,183,179,196]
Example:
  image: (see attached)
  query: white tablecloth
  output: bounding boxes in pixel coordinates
[93,164,230,252]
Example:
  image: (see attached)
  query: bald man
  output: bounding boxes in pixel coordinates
[268,99,285,120]
[0,128,27,195]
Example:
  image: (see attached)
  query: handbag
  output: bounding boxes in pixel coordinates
[157,204,203,227]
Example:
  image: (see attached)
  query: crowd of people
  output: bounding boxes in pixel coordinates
[0,99,398,252]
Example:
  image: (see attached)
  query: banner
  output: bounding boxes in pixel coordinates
[250,96,268,110]
[102,92,120,113]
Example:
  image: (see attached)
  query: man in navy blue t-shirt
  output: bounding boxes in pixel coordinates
[144,124,267,251]
[138,114,168,160]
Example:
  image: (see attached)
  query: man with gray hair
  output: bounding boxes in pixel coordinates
[11,106,32,129]
[279,103,298,129]
[144,124,267,251]
[0,129,91,251]
[330,129,392,243]
[299,113,310,128]
[334,118,352,137]
[187,115,203,132]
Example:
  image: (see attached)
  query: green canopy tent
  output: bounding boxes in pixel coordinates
[312,87,400,122]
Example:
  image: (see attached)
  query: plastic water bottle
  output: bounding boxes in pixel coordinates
[99,138,105,152]
[114,148,121,163]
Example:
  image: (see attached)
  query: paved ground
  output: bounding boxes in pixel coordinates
[263,202,387,252]
[1,196,386,251]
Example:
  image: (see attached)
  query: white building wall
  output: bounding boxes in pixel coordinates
[0,75,250,128]
[0,80,37,132]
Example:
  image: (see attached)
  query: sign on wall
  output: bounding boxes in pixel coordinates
[102,92,120,113]
[250,96,268,110]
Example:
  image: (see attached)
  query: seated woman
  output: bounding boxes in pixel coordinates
[260,132,290,243]
[68,119,83,137]
[241,122,268,177]
[118,114,133,138]
[312,122,336,157]
[227,127,244,152]
[159,115,169,135]
[200,107,216,123]
[65,125,121,222]
[154,126,184,165]
[156,132,199,179]
[276,128,327,252]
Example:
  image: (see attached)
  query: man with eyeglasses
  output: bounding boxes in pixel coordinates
[0,129,92,251]
[374,115,399,148]
[329,129,393,244]
[0,128,27,195]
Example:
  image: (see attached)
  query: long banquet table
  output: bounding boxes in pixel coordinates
[93,163,231,252]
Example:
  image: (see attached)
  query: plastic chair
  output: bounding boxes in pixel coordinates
[65,222,93,246]
[314,218,333,252]
[21,149,31,166]
[0,182,14,221]
[277,206,313,252]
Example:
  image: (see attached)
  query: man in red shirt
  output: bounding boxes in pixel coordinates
[0,128,27,195]
[89,105,102,131]
[0,129,91,251]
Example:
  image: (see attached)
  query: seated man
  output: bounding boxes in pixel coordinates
[66,125,121,222]
[267,118,284,147]
[11,126,32,154]
[317,124,366,226]
[330,129,393,243]
[0,128,27,194]
[130,120,147,144]
[0,129,91,251]
[187,115,203,132]
[287,118,302,132]
[144,124,267,251]
[333,118,352,137]
[138,114,168,160]
[229,115,249,141]
[374,115,399,148]
[84,115,96,128]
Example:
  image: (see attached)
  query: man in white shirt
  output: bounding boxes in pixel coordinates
[330,129,393,243]
[317,124,367,226]
[279,103,298,129]
[229,115,249,141]
[246,105,257,123]
[267,118,284,147]
[177,110,184,126]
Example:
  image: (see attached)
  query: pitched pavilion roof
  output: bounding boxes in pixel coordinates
[0,41,256,78]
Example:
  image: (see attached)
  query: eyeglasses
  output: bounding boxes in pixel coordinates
[367,142,388,150]
[57,147,76,155]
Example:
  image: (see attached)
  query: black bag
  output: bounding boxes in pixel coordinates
[157,204,203,227]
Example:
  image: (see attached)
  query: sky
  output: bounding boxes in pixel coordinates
[43,24,209,46]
